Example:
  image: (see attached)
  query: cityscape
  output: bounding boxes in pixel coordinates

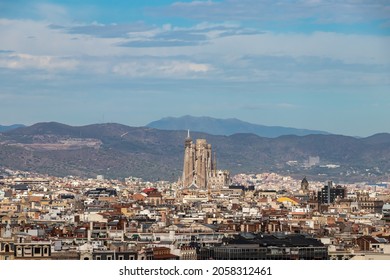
[1,0,389,267]
[1,132,390,260]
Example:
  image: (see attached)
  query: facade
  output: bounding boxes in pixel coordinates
[153,246,180,260]
[0,225,14,260]
[356,192,384,213]
[14,241,51,259]
[85,188,117,197]
[0,234,51,260]
[182,132,229,189]
[92,250,137,260]
[180,245,197,260]
[182,132,213,189]
[318,181,346,204]
[208,170,230,189]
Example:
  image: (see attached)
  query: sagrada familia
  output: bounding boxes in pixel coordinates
[181,131,230,190]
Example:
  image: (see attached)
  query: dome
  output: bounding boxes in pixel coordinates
[301,177,309,191]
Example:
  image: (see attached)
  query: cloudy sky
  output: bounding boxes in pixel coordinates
[0,0,389,136]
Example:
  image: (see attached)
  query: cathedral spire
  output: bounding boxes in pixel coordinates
[213,152,217,175]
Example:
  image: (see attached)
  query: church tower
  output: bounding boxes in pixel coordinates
[182,130,194,188]
[182,131,213,189]
[194,139,212,189]
[301,176,309,193]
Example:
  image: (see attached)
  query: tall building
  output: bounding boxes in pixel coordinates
[317,181,346,204]
[182,131,214,189]
[181,131,230,190]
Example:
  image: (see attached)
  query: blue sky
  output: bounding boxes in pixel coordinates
[0,0,389,136]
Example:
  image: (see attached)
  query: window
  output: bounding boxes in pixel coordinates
[24,246,32,257]
[34,247,41,256]
[16,247,22,256]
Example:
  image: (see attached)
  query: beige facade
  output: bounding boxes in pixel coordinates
[208,170,230,188]
[182,133,230,190]
[182,133,213,189]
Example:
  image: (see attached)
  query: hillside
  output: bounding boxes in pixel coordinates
[0,124,25,132]
[1,122,389,182]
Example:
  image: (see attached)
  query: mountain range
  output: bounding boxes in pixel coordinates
[1,122,389,183]
[0,124,25,132]
[147,115,329,137]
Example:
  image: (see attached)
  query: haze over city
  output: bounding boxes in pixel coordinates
[0,0,389,137]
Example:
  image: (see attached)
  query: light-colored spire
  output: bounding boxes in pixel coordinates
[214,152,217,174]
[187,129,190,139]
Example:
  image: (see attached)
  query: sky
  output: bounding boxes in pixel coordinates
[0,0,389,137]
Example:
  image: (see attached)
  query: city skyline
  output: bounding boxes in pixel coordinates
[0,0,389,137]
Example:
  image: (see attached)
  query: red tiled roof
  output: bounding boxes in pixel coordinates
[142,188,157,194]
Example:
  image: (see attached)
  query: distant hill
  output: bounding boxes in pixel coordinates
[1,122,389,182]
[146,115,329,138]
[0,124,25,132]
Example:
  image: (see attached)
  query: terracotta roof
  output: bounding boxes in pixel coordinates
[133,193,146,201]
[142,188,157,194]
[28,197,42,202]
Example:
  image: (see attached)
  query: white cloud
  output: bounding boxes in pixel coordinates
[112,60,211,78]
[0,17,389,84]
[0,53,78,70]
